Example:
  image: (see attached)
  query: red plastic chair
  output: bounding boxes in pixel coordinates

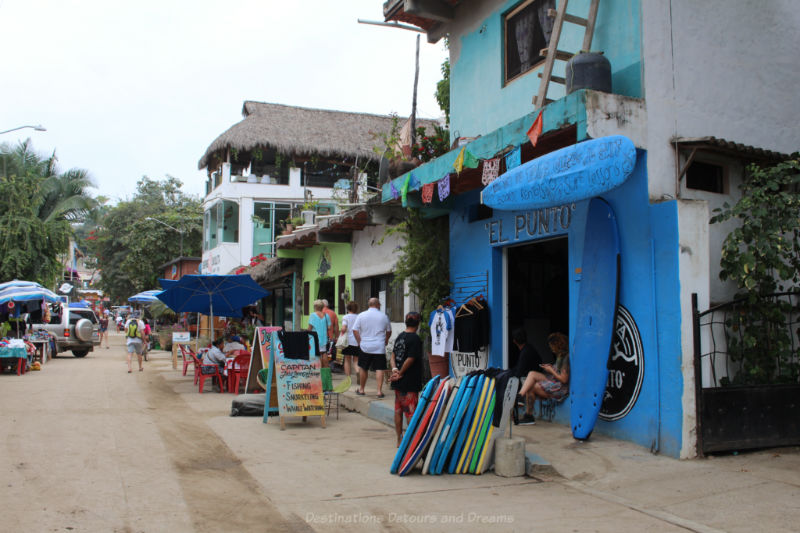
[227,352,251,394]
[197,360,225,393]
[179,344,197,376]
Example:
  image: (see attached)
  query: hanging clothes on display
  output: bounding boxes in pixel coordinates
[428,307,452,357]
[453,296,489,354]
[444,305,456,353]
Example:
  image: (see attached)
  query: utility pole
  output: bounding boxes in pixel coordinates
[411,33,420,148]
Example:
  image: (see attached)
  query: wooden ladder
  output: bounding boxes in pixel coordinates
[533,0,600,109]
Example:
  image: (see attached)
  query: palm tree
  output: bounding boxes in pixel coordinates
[0,140,97,285]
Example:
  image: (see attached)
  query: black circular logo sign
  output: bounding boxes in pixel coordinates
[599,305,644,421]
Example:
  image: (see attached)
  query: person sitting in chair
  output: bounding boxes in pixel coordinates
[517,332,570,423]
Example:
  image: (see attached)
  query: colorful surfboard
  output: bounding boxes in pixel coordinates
[481,135,637,211]
[570,197,620,440]
[448,374,485,474]
[480,376,520,473]
[422,377,460,475]
[398,377,448,474]
[399,378,451,476]
[458,377,494,473]
[469,394,496,474]
[475,424,494,475]
[432,374,475,475]
[391,376,439,474]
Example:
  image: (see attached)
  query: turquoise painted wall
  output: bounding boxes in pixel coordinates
[448,150,684,456]
[450,0,642,139]
[300,243,351,329]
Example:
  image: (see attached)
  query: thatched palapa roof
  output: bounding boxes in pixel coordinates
[198,101,440,170]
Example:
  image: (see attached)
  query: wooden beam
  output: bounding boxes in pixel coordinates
[677,147,699,182]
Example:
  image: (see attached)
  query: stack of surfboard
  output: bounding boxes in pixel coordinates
[390,373,519,476]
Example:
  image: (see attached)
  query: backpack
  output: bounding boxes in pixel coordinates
[126,320,140,339]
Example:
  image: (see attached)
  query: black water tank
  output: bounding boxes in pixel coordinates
[565,51,612,95]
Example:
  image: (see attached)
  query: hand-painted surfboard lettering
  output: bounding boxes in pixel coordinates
[486,204,573,246]
[482,136,637,211]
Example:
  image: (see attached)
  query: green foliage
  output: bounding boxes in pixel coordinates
[383,209,450,338]
[711,156,800,385]
[83,176,202,303]
[411,125,450,162]
[435,41,450,126]
[372,113,404,161]
[0,140,95,287]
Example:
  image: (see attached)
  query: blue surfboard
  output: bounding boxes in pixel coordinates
[391,376,440,474]
[570,198,620,440]
[433,375,476,475]
[481,135,637,211]
[448,374,485,474]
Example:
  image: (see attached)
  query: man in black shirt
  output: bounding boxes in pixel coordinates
[511,328,541,425]
[390,312,423,446]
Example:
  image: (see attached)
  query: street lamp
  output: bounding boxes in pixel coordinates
[0,124,47,135]
[145,217,185,257]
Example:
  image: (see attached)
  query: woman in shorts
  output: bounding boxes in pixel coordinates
[518,332,570,402]
[339,301,360,379]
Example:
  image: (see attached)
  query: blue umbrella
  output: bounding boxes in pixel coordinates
[158,278,179,289]
[0,280,60,304]
[128,290,163,303]
[155,275,269,333]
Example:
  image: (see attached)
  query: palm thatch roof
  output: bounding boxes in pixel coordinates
[198,101,441,170]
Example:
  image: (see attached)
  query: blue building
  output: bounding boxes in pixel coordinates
[380,0,799,457]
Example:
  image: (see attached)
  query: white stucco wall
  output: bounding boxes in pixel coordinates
[642,3,800,455]
[642,0,800,202]
[678,154,744,305]
[201,166,339,274]
[676,199,709,458]
[350,224,404,280]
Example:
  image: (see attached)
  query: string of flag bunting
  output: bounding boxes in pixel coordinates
[392,111,544,206]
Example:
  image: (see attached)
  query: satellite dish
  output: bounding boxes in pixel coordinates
[379,155,390,185]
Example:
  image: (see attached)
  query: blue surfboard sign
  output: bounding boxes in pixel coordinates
[570,198,620,440]
[481,135,637,211]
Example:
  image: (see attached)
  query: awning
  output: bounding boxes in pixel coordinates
[671,136,789,161]
[481,135,637,211]
[276,208,369,250]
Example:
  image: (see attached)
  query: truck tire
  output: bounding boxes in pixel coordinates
[72,350,89,358]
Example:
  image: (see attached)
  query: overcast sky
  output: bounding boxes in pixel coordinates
[0,0,447,201]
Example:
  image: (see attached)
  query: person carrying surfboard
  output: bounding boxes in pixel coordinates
[389,312,424,446]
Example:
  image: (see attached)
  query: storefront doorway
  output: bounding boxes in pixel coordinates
[506,237,569,369]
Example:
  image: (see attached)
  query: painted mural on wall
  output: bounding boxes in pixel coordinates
[600,305,644,421]
[481,136,637,211]
[316,247,332,277]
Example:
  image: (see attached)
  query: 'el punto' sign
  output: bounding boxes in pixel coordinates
[485,204,573,245]
[481,135,637,211]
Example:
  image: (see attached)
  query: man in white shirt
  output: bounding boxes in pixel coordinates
[352,297,392,398]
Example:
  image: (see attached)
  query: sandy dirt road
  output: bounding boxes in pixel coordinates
[0,332,309,533]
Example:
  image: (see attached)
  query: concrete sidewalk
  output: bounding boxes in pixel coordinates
[335,372,800,533]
